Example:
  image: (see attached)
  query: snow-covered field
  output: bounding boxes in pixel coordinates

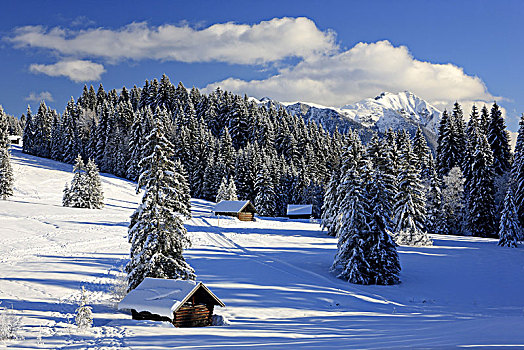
[1,146,524,349]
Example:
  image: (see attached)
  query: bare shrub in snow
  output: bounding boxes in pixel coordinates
[109,267,128,304]
[0,303,23,340]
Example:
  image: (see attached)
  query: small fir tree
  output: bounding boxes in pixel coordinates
[63,155,88,208]
[216,176,229,202]
[75,286,93,329]
[85,159,104,209]
[226,177,238,201]
[498,187,521,247]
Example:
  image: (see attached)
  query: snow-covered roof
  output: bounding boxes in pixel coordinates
[8,135,21,140]
[287,204,313,216]
[118,278,224,319]
[214,200,255,214]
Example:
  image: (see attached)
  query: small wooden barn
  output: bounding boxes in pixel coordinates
[8,135,22,146]
[214,200,256,221]
[286,204,313,219]
[118,278,225,327]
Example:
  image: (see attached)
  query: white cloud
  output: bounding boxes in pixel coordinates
[8,18,500,113]
[70,16,95,28]
[8,17,336,65]
[29,60,105,82]
[25,91,54,102]
[204,40,495,108]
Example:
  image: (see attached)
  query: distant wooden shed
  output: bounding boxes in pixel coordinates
[118,278,225,327]
[286,204,313,219]
[214,200,256,221]
[8,135,22,146]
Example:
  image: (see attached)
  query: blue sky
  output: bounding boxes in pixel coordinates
[1,0,522,130]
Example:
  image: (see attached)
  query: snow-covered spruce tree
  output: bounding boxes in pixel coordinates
[393,134,432,246]
[488,102,512,176]
[425,161,446,235]
[218,127,236,178]
[331,131,367,237]
[480,105,490,136]
[466,132,497,238]
[436,110,453,177]
[332,160,400,285]
[0,107,13,200]
[0,106,11,149]
[450,102,467,167]
[126,121,195,291]
[22,105,34,155]
[75,286,93,329]
[437,104,466,177]
[226,177,238,201]
[85,159,104,209]
[498,187,521,248]
[441,166,466,235]
[413,126,432,181]
[63,155,88,208]
[321,170,341,237]
[0,148,14,201]
[513,114,524,227]
[215,176,228,202]
[254,161,277,217]
[463,106,480,228]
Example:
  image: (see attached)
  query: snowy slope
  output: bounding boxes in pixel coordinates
[1,147,524,349]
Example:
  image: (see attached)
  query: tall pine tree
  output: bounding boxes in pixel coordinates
[0,106,14,200]
[331,160,400,285]
[512,114,524,228]
[393,134,432,246]
[126,120,195,291]
[466,131,497,238]
[488,102,511,176]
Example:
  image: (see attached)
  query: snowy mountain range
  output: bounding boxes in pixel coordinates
[253,91,442,147]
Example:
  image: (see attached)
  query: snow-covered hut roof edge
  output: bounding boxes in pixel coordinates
[214,200,256,214]
[286,204,313,216]
[118,278,225,320]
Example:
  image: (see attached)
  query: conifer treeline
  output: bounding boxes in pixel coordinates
[324,102,523,246]
[325,102,523,284]
[22,74,346,216]
[436,102,520,239]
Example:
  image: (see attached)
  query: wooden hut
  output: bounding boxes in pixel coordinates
[8,135,22,146]
[214,200,256,221]
[286,204,313,219]
[118,278,225,327]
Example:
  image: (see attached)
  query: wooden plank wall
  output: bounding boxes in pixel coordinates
[238,212,253,221]
[173,304,212,327]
